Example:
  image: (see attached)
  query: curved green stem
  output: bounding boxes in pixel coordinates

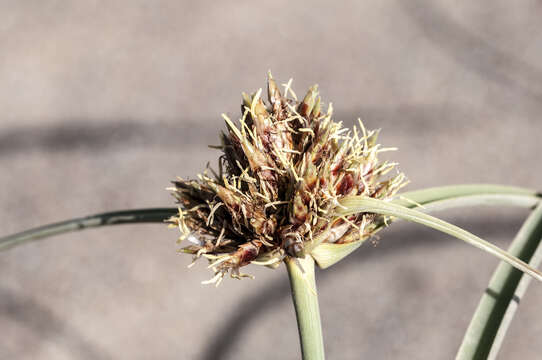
[286,255,325,360]
[337,197,542,282]
[312,185,540,269]
[457,202,542,360]
[0,208,177,251]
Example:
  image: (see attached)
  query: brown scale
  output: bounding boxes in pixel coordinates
[226,240,263,268]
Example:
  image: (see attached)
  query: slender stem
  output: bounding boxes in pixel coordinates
[0,208,177,251]
[285,255,325,360]
[456,202,542,360]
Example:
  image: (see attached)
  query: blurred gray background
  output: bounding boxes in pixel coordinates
[1,1,542,359]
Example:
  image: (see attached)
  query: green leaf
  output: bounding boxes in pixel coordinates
[457,202,542,359]
[312,185,540,269]
[333,197,542,282]
[311,239,370,269]
[0,208,177,251]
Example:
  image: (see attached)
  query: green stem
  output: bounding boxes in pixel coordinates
[0,208,177,251]
[456,202,542,360]
[285,255,325,360]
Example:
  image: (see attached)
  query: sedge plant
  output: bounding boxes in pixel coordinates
[1,74,541,360]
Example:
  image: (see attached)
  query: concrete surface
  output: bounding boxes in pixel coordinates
[1,1,542,359]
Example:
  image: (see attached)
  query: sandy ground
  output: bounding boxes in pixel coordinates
[1,1,542,359]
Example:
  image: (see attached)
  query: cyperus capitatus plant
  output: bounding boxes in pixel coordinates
[168,73,406,285]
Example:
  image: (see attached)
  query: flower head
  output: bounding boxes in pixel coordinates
[168,73,406,285]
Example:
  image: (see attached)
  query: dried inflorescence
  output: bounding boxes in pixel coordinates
[168,74,407,285]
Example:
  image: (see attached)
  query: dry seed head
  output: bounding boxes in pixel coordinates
[168,74,407,285]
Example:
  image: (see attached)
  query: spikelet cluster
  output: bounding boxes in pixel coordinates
[168,74,406,285]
